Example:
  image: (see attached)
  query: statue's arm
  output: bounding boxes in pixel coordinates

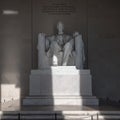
[45,35,55,51]
[66,35,75,50]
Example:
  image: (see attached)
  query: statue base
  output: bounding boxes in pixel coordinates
[23,66,98,105]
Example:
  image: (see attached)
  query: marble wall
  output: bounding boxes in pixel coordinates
[0,0,120,104]
[88,0,120,102]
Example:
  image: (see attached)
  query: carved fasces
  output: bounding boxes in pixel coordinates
[74,32,85,69]
[37,33,49,69]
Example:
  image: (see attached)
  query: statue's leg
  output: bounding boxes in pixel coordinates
[62,42,72,66]
[50,41,63,66]
[57,51,63,65]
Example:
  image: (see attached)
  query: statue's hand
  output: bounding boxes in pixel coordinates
[38,33,46,40]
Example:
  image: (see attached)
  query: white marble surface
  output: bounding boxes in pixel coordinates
[1,84,20,103]
[29,68,92,96]
[23,66,98,105]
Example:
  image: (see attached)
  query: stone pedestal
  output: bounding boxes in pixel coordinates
[23,66,98,105]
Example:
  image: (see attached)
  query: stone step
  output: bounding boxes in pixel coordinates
[1,111,120,120]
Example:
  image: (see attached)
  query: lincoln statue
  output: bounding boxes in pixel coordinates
[37,22,85,69]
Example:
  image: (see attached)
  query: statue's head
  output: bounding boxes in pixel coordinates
[57,21,64,34]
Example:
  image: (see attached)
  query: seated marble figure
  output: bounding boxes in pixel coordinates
[37,22,85,69]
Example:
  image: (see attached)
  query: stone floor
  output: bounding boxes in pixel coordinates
[1,99,120,111]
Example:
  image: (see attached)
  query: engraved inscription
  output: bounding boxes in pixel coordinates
[39,0,76,15]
